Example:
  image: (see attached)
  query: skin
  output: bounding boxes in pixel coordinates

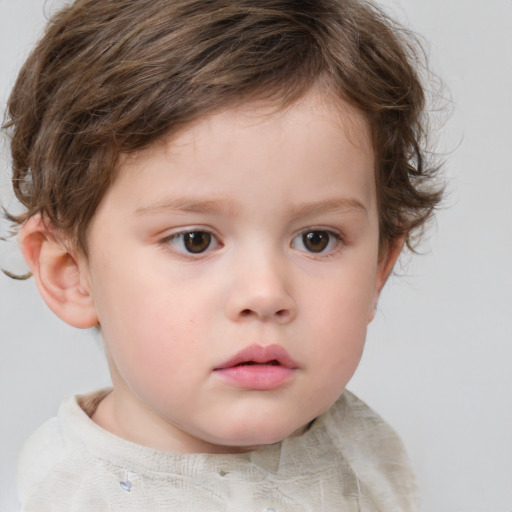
[21,90,402,454]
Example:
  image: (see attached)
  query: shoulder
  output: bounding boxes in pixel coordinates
[17,393,120,511]
[322,390,419,511]
[17,413,66,498]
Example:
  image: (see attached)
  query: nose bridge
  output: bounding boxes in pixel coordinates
[225,240,296,323]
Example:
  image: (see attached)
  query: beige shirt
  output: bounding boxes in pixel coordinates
[18,390,418,511]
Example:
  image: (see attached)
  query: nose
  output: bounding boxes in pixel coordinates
[224,253,297,324]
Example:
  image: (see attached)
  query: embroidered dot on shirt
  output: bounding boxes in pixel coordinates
[120,480,132,492]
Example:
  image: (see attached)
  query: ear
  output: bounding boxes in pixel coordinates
[368,237,405,322]
[19,216,98,329]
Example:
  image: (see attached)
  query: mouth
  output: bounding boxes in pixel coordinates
[214,344,298,371]
[232,360,281,366]
[213,345,298,390]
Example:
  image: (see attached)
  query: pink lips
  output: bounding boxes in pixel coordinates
[213,344,298,390]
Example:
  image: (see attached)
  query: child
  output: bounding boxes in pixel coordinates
[4,0,442,510]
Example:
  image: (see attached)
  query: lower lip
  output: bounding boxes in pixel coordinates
[214,365,296,390]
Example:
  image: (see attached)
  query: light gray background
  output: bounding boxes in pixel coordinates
[1,1,511,511]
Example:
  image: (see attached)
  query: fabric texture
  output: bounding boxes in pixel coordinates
[17,389,418,511]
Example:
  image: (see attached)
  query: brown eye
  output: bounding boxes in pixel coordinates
[183,231,212,253]
[302,231,330,252]
[167,230,218,254]
[291,230,340,254]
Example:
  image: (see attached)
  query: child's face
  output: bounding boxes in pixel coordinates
[79,91,394,453]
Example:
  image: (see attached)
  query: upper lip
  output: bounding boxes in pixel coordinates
[214,344,298,370]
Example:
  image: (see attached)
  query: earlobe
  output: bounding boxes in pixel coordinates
[19,216,98,329]
[368,237,405,322]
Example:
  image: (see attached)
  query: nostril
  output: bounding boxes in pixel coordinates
[236,306,294,321]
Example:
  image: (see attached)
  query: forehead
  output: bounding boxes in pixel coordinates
[106,90,376,218]
[124,89,372,165]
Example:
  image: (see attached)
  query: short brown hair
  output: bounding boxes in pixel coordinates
[3,0,442,255]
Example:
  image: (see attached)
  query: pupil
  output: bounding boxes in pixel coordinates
[304,231,329,252]
[184,232,211,253]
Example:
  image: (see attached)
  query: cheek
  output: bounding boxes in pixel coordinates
[92,268,204,377]
[305,262,377,330]
[100,298,208,410]
[309,303,368,372]
[300,265,377,379]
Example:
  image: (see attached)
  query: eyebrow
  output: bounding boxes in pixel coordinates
[135,197,240,216]
[135,196,367,217]
[285,198,368,218]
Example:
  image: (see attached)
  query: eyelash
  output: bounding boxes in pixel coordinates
[161,229,222,256]
[291,229,343,256]
[160,228,344,257]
